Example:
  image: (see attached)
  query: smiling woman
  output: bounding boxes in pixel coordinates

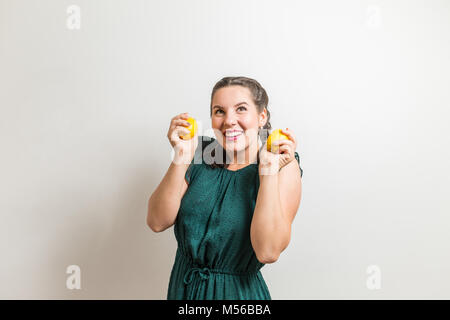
[208,77,273,170]
[148,76,303,300]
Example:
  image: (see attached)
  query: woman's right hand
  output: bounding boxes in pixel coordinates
[167,112,199,165]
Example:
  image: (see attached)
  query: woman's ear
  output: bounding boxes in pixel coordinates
[259,108,268,127]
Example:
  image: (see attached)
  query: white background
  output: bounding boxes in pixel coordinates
[0,0,449,299]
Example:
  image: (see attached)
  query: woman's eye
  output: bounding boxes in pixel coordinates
[215,106,246,114]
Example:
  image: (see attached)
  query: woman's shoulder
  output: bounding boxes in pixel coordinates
[191,135,217,164]
[185,136,218,184]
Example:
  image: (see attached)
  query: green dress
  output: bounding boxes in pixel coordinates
[167,136,303,300]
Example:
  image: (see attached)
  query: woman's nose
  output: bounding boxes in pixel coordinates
[224,113,237,125]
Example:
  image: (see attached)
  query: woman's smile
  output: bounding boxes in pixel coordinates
[225,132,243,141]
[223,129,244,141]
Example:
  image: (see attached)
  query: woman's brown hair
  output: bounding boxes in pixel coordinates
[206,76,272,169]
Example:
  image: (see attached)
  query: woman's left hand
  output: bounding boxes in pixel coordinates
[259,128,298,176]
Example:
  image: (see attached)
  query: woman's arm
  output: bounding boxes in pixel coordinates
[250,161,302,263]
[147,162,190,233]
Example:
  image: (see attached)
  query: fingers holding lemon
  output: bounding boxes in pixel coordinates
[168,113,196,145]
[167,113,199,165]
[267,129,290,153]
[259,128,298,175]
[179,117,198,140]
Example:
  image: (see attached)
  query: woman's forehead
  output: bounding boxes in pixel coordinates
[212,86,253,106]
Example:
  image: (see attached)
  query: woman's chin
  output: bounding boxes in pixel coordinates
[224,143,245,152]
[221,135,258,151]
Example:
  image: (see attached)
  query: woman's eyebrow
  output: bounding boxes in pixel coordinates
[212,102,248,109]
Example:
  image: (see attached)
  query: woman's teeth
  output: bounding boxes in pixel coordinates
[225,132,243,140]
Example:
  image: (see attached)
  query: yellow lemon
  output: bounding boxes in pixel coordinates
[180,117,198,140]
[267,129,289,153]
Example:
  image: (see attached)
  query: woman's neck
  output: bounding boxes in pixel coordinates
[225,149,258,167]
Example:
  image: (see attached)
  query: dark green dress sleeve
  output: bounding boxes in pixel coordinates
[294,151,304,178]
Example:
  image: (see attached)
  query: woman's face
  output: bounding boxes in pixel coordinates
[211,85,266,161]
